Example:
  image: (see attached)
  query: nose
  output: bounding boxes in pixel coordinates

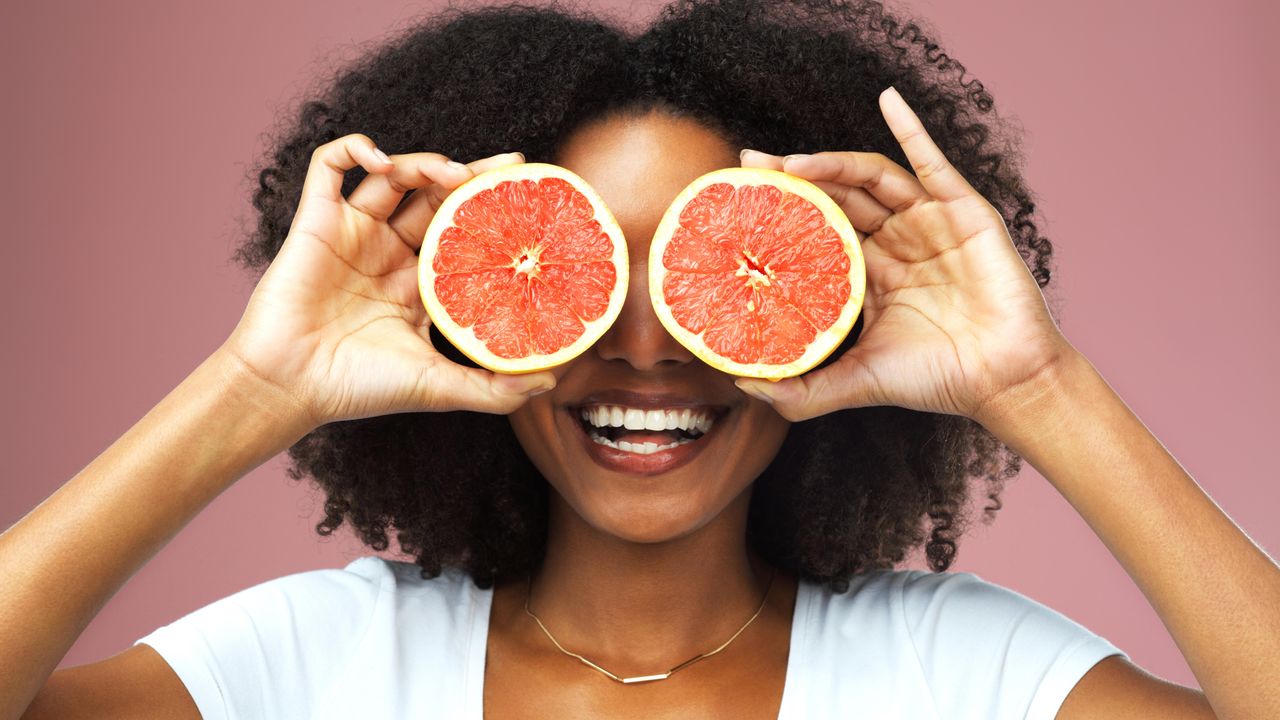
[593,257,697,371]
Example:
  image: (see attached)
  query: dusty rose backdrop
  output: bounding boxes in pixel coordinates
[2,0,1277,690]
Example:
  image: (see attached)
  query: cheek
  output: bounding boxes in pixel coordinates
[507,395,565,482]
[735,403,792,478]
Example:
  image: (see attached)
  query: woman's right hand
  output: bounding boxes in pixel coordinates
[220,133,556,429]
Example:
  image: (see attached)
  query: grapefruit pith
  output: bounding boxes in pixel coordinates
[649,167,865,380]
[418,162,628,374]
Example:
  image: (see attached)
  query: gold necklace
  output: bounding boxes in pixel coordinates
[523,568,777,684]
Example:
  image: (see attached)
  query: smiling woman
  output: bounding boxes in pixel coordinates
[4,0,1277,719]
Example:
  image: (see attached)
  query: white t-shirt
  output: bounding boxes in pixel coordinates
[134,556,1126,719]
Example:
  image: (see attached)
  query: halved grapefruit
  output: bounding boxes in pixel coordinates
[649,167,865,379]
[418,162,628,374]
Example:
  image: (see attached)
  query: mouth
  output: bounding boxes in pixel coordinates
[566,393,727,476]
[578,404,715,451]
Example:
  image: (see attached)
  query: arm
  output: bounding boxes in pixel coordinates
[975,348,1280,720]
[0,348,312,719]
[735,88,1276,719]
[3,137,552,719]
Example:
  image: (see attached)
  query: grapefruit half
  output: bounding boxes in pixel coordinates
[418,162,628,373]
[649,167,865,379]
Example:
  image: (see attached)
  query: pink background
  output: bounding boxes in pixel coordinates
[3,0,1277,692]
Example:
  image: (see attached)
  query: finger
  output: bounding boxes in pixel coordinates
[462,150,527,176]
[739,148,785,170]
[879,87,977,202]
[781,151,929,214]
[346,152,470,223]
[421,360,557,414]
[745,150,907,235]
[734,352,883,422]
[808,179,894,236]
[388,151,525,249]
[298,133,393,212]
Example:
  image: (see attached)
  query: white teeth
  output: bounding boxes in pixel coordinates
[623,408,645,431]
[591,434,690,454]
[580,404,715,434]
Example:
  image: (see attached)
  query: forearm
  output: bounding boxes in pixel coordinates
[0,347,314,719]
[976,348,1280,720]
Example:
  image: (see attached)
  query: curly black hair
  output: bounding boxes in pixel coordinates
[236,0,1055,593]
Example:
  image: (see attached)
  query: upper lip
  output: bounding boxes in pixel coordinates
[569,389,729,412]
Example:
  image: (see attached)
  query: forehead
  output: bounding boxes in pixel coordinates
[553,110,739,238]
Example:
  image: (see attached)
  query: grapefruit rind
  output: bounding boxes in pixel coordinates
[418,162,629,374]
[648,167,865,380]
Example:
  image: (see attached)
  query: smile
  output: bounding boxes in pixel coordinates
[578,405,715,454]
[565,393,728,476]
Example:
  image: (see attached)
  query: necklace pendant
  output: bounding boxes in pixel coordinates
[620,672,672,684]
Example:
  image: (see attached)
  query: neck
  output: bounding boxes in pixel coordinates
[523,487,782,677]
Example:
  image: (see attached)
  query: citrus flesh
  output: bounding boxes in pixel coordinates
[649,167,865,379]
[418,163,628,373]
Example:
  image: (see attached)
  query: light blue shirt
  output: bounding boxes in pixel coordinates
[135,556,1126,719]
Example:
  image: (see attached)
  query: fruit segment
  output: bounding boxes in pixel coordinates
[419,163,628,374]
[662,184,852,363]
[649,168,865,379]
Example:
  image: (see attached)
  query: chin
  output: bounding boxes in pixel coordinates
[552,463,754,544]
[507,363,791,546]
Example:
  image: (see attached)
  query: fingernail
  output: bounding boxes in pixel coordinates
[735,379,774,405]
[373,148,393,165]
[740,148,767,162]
[783,153,811,164]
[527,385,553,397]
[511,151,526,162]
[446,160,467,170]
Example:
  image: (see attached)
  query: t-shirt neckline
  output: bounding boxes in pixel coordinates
[462,574,815,719]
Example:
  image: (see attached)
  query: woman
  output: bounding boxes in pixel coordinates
[5,0,1276,717]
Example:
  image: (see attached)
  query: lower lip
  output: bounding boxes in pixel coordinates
[570,411,720,476]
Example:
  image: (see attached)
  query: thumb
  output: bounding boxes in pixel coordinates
[734,354,880,421]
[419,363,557,414]
[490,370,558,398]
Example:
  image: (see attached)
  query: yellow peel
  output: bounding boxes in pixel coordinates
[418,163,629,374]
[648,167,866,380]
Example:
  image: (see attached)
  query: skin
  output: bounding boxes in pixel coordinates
[490,111,797,717]
[4,88,1276,719]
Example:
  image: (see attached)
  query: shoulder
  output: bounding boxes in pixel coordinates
[199,555,484,639]
[132,557,485,720]
[810,568,1112,637]
[165,555,476,620]
[799,569,1127,719]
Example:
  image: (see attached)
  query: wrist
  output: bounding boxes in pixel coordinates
[971,343,1093,446]
[207,345,318,451]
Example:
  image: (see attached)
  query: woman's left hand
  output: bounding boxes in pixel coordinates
[736,87,1074,424]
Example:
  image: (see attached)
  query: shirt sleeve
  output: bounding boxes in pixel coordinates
[900,570,1128,720]
[132,556,389,720]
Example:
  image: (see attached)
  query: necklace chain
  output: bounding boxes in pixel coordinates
[523,568,777,684]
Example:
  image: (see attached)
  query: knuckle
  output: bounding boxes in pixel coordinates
[828,151,860,171]
[314,133,372,160]
[896,126,927,145]
[914,154,951,181]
